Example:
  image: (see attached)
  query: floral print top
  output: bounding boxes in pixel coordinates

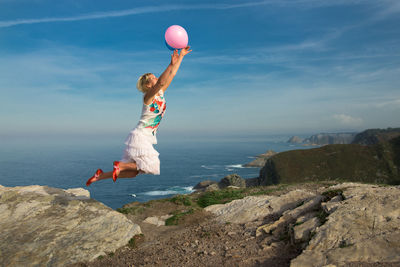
[136,90,166,135]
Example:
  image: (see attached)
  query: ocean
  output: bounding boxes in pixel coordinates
[0,134,310,209]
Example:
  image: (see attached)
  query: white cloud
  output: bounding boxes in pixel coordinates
[333,114,363,126]
[0,0,390,28]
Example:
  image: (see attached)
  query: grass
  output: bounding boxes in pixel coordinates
[321,189,343,200]
[169,195,193,206]
[247,184,288,196]
[128,234,144,249]
[165,208,195,226]
[116,206,144,215]
[196,189,245,208]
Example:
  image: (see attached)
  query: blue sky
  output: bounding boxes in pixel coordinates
[0,0,399,138]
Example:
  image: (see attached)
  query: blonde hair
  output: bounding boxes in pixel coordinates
[136,73,153,93]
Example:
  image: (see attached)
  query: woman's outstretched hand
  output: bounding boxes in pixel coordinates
[171,46,192,65]
[180,46,192,57]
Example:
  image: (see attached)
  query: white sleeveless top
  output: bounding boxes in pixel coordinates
[136,90,167,136]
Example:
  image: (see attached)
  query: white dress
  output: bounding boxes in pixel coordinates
[121,90,166,174]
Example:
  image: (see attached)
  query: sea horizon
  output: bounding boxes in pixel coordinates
[0,133,313,209]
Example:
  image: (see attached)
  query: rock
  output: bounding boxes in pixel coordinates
[205,183,220,192]
[0,184,141,267]
[296,211,318,225]
[290,183,400,267]
[321,196,342,214]
[287,136,303,144]
[293,217,320,243]
[143,215,173,226]
[193,180,218,191]
[244,150,278,167]
[205,189,315,224]
[218,174,246,189]
[257,195,323,236]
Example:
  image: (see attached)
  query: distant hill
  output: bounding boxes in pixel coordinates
[352,127,400,145]
[303,133,357,145]
[259,136,400,186]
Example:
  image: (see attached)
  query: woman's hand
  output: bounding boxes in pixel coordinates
[170,49,180,65]
[170,46,192,65]
[180,46,192,57]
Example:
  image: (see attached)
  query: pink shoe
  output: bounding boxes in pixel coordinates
[113,161,120,182]
[86,169,103,186]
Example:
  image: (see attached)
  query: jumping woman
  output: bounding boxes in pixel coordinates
[86,46,192,186]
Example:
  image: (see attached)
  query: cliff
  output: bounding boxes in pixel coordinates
[352,127,400,145]
[303,132,357,145]
[259,136,400,186]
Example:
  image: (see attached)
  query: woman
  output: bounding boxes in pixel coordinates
[86,46,192,186]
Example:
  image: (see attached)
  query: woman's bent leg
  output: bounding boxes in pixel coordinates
[98,170,139,180]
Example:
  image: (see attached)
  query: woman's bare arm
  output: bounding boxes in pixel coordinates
[144,46,191,104]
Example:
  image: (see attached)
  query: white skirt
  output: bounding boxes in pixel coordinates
[121,128,160,175]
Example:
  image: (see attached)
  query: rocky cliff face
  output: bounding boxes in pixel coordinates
[259,137,400,186]
[303,132,357,145]
[205,183,400,267]
[0,185,141,267]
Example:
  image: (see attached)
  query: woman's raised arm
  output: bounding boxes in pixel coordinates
[144,46,191,104]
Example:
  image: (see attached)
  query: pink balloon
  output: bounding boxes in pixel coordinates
[165,25,188,49]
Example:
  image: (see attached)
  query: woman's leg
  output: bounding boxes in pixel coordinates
[98,170,139,180]
[114,162,138,178]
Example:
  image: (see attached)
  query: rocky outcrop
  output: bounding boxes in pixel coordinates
[203,183,400,267]
[204,189,316,224]
[0,184,141,267]
[259,138,400,186]
[194,174,247,192]
[303,132,357,145]
[218,174,246,188]
[193,180,218,191]
[243,150,278,167]
[291,183,400,267]
[287,136,303,144]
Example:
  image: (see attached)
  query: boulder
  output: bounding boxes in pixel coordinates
[218,174,246,189]
[0,184,141,267]
[291,183,400,267]
[193,180,218,191]
[204,189,315,224]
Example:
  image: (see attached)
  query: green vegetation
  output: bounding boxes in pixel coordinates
[128,234,144,249]
[165,209,195,226]
[247,184,288,196]
[322,189,343,200]
[116,206,144,215]
[169,195,192,206]
[196,189,245,208]
[260,138,400,186]
[317,210,329,224]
